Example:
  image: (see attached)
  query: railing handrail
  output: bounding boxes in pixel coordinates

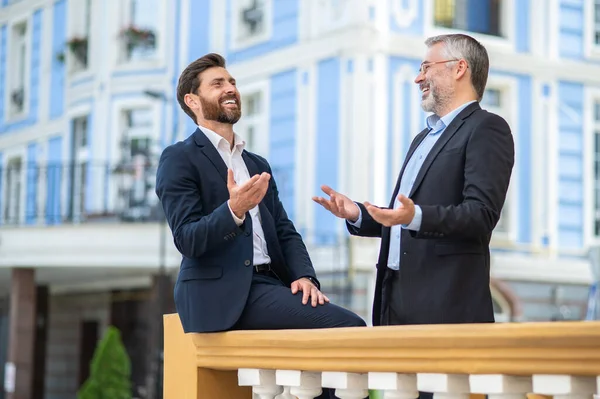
[164,314,600,376]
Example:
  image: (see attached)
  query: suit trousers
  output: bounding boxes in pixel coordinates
[381,268,433,399]
[232,272,367,399]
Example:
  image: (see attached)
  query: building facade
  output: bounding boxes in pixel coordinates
[0,0,599,397]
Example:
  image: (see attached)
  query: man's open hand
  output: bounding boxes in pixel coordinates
[291,278,330,307]
[312,185,360,222]
[227,169,270,218]
[364,194,416,227]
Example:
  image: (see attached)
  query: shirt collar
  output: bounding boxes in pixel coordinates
[198,124,245,152]
[425,100,477,133]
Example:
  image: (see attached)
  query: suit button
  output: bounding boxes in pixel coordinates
[245,231,250,237]
[244,260,251,266]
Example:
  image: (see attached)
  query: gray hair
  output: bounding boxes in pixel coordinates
[424,34,489,101]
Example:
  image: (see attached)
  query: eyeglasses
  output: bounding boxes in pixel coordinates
[419,59,461,74]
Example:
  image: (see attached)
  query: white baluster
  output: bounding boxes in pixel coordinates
[418,373,470,399]
[368,372,418,399]
[239,368,284,399]
[322,371,369,399]
[275,386,296,399]
[469,374,532,399]
[532,375,596,399]
[276,370,323,399]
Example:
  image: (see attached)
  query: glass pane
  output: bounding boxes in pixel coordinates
[127,108,153,128]
[596,103,600,122]
[245,92,262,116]
[240,0,266,36]
[433,0,502,37]
[481,88,502,107]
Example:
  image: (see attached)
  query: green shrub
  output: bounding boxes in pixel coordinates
[77,326,132,399]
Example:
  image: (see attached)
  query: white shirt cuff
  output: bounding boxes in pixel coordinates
[402,205,422,231]
[228,200,245,226]
[347,203,362,228]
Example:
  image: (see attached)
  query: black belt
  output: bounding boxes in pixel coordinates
[254,263,272,274]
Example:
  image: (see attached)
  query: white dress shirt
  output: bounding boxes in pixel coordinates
[199,125,271,266]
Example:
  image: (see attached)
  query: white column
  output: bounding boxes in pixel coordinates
[238,368,283,399]
[418,374,470,399]
[469,375,532,399]
[532,375,596,399]
[276,370,323,399]
[368,372,418,399]
[322,371,369,399]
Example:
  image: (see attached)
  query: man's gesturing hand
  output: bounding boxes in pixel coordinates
[227,169,271,219]
[291,278,330,307]
[312,185,360,222]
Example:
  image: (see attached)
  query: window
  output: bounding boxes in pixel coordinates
[8,22,28,118]
[119,0,158,62]
[236,88,268,156]
[231,0,272,49]
[434,0,502,37]
[69,116,89,221]
[481,87,511,236]
[67,0,92,72]
[4,157,22,224]
[593,102,600,236]
[116,108,158,221]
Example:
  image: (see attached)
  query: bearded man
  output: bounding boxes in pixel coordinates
[155,54,365,398]
[314,33,514,328]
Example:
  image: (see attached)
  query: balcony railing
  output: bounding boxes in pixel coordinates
[164,313,600,398]
[0,161,162,226]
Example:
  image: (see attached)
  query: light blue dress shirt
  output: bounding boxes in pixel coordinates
[350,101,476,270]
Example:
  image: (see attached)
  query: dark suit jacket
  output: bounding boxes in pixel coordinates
[348,102,514,326]
[155,128,319,333]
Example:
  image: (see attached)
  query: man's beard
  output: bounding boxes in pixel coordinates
[199,94,242,124]
[420,80,452,115]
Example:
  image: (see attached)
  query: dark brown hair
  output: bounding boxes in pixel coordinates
[176,53,226,123]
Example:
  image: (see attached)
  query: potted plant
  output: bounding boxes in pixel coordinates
[119,25,156,55]
[66,36,88,66]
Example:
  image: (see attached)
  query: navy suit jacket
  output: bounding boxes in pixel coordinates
[155,128,319,333]
[348,102,514,326]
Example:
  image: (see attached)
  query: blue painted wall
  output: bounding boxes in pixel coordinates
[225,0,298,63]
[389,0,424,35]
[559,0,584,59]
[0,25,6,128]
[516,75,533,243]
[50,0,66,119]
[515,0,530,52]
[46,136,62,225]
[29,9,42,121]
[185,0,210,134]
[269,69,297,223]
[557,81,584,248]
[313,58,340,244]
[26,142,38,224]
[388,57,424,200]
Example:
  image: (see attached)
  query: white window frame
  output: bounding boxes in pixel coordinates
[230,0,273,51]
[423,0,516,53]
[113,0,166,69]
[584,89,600,247]
[584,0,600,60]
[1,146,26,225]
[236,79,270,157]
[109,98,161,214]
[307,0,366,38]
[66,0,92,75]
[483,75,519,246]
[5,15,31,122]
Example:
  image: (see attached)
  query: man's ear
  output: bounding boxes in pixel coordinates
[184,93,198,110]
[455,59,468,80]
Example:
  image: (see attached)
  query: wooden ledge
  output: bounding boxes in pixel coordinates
[165,314,600,376]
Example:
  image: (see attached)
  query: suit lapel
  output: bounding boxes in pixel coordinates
[408,103,480,197]
[388,128,430,208]
[193,128,228,183]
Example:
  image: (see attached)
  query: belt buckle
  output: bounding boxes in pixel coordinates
[254,264,271,273]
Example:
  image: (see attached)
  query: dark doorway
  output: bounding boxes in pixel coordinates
[79,320,99,386]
